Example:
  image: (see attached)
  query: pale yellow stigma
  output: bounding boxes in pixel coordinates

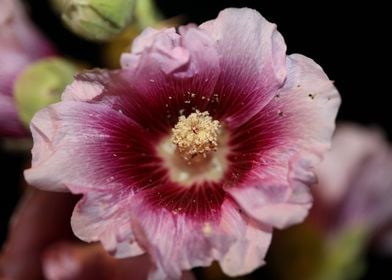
[172,111,220,162]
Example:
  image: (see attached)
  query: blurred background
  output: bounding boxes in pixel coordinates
[1,0,391,279]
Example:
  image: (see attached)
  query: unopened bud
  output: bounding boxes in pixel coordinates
[14,57,77,127]
[52,0,136,41]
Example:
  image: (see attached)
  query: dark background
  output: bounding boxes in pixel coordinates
[1,0,391,279]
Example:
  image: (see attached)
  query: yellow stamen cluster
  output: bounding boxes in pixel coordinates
[172,111,220,162]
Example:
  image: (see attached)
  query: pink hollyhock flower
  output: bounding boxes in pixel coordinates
[25,8,340,279]
[0,0,55,137]
[314,124,392,236]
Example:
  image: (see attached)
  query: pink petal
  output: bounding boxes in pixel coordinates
[130,198,272,279]
[227,54,340,229]
[228,153,316,229]
[70,186,144,258]
[200,8,287,127]
[62,78,105,102]
[118,26,221,136]
[219,218,272,277]
[0,188,78,280]
[122,27,189,75]
[24,101,157,192]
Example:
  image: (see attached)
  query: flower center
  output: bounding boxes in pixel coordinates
[157,110,228,187]
[172,111,220,163]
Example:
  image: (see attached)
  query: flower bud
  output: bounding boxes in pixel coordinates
[52,0,136,41]
[14,57,77,127]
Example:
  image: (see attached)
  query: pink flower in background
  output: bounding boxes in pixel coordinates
[0,0,55,137]
[25,8,340,279]
[0,188,194,280]
[0,189,79,280]
[267,124,392,280]
[314,124,392,236]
